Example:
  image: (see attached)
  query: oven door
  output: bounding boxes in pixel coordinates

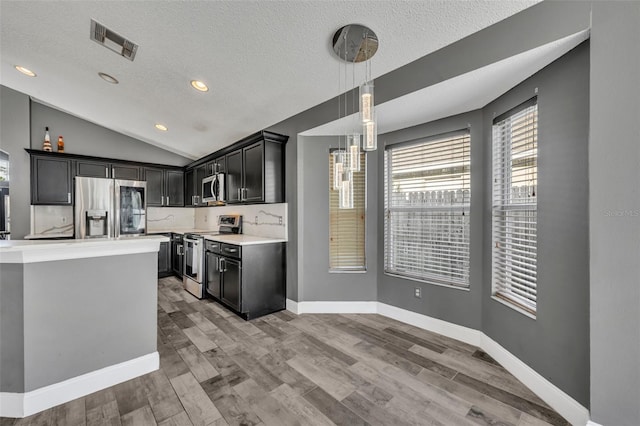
[115,180,146,237]
[183,237,202,284]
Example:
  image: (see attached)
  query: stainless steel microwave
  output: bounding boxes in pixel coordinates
[202,173,225,203]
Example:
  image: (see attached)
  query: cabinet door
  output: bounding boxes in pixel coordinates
[143,167,164,207]
[158,240,171,277]
[205,252,222,299]
[221,258,241,311]
[184,169,195,206]
[31,156,73,205]
[112,164,140,180]
[76,160,110,178]
[195,165,206,206]
[225,150,242,203]
[205,162,215,177]
[242,142,264,203]
[165,170,184,207]
[214,157,226,174]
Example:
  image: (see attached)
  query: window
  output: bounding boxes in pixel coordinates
[492,98,538,315]
[384,131,471,288]
[329,151,366,270]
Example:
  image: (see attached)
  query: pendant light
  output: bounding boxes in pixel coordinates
[333,150,346,190]
[339,171,354,209]
[347,133,361,172]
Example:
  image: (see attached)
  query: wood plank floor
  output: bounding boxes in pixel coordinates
[1,276,568,426]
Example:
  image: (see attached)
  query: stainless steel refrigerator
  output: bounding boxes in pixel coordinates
[74,177,147,239]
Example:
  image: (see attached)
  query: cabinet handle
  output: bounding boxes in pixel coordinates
[224,248,237,253]
[166,196,170,205]
[105,167,108,178]
[237,188,241,200]
[216,257,220,271]
[243,188,248,200]
[112,167,115,177]
[67,192,71,203]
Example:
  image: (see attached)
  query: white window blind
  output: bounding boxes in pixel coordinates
[492,99,538,315]
[384,131,470,288]
[329,152,366,270]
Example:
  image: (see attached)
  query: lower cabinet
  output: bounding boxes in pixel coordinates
[157,234,172,277]
[204,240,285,320]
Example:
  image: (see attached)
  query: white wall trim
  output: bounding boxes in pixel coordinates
[0,351,158,418]
[586,421,603,426]
[287,300,593,425]
[481,335,590,426]
[286,298,299,314]
[377,302,483,347]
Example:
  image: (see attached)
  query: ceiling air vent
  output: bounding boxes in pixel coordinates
[90,19,138,61]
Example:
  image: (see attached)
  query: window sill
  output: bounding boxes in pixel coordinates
[491,295,537,320]
[329,268,367,274]
[383,272,470,292]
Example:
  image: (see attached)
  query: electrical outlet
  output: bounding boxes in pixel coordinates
[255,216,258,224]
[204,215,207,222]
[61,217,67,224]
[279,217,283,225]
[414,287,421,298]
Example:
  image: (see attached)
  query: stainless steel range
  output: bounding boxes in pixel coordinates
[182,214,242,299]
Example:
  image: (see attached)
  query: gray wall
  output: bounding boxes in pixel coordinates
[30,101,190,166]
[0,86,31,239]
[299,136,378,302]
[482,42,590,407]
[0,252,157,392]
[376,111,484,330]
[267,1,591,302]
[589,2,640,425]
[0,263,24,392]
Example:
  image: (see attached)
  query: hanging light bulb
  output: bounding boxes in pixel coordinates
[339,171,354,209]
[363,119,377,151]
[333,151,346,190]
[347,133,361,172]
[360,81,374,124]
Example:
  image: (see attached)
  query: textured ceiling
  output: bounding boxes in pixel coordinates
[1,1,538,159]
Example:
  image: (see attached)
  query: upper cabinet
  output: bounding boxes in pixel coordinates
[225,135,285,204]
[30,155,73,205]
[185,164,207,206]
[27,150,183,207]
[143,167,184,207]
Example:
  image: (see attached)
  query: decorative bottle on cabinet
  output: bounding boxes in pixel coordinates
[57,136,64,153]
[43,127,52,152]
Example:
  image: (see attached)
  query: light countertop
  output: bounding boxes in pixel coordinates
[0,235,169,264]
[24,233,74,240]
[203,234,286,245]
[147,229,212,235]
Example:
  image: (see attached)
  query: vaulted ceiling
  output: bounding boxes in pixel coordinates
[1,1,538,159]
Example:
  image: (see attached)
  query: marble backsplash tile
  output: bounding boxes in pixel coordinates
[31,205,74,235]
[147,207,195,231]
[195,203,287,239]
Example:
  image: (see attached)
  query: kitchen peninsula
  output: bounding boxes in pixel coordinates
[0,235,167,418]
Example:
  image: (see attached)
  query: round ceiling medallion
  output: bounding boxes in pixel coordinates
[332,24,378,63]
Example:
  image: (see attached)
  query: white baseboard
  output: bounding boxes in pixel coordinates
[586,421,602,426]
[481,335,590,426]
[285,299,592,426]
[286,298,299,314]
[0,351,159,418]
[293,300,377,314]
[377,302,483,347]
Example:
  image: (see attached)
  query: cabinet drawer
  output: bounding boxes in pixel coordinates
[205,240,222,253]
[220,243,241,259]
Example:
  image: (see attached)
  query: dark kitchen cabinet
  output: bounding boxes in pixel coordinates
[76,160,110,178]
[206,157,225,176]
[225,150,242,203]
[225,138,283,204]
[143,167,164,207]
[144,167,184,207]
[204,240,285,320]
[111,164,140,180]
[185,165,207,206]
[31,155,73,205]
[158,235,172,278]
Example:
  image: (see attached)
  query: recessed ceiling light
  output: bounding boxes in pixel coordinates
[155,124,168,131]
[190,80,209,92]
[98,72,119,84]
[15,65,36,77]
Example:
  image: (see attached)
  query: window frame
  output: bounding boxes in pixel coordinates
[328,149,367,272]
[383,129,471,289]
[491,97,539,317]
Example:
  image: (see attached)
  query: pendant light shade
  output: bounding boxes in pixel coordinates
[363,119,377,151]
[339,172,354,209]
[360,81,374,124]
[333,151,346,190]
[347,134,361,172]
